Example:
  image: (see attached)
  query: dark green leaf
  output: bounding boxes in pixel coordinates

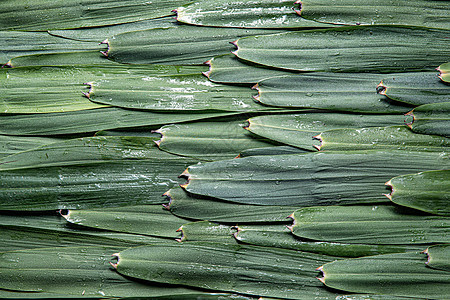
[178,221,236,243]
[407,102,450,137]
[438,62,450,83]
[425,244,450,272]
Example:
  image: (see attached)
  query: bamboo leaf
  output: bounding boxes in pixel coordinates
[247,113,406,150]
[299,0,450,29]
[235,226,424,258]
[155,121,276,161]
[176,0,333,29]
[234,26,450,72]
[106,26,281,65]
[113,242,340,299]
[0,31,102,65]
[254,74,414,113]
[386,170,450,216]
[290,205,450,244]
[0,0,189,31]
[0,246,229,299]
[205,54,297,84]
[319,252,450,299]
[425,244,450,272]
[166,186,300,223]
[377,72,450,105]
[0,107,242,136]
[438,62,450,83]
[407,102,450,137]
[182,151,450,206]
[316,126,450,152]
[62,205,188,238]
[87,73,282,112]
[0,137,198,210]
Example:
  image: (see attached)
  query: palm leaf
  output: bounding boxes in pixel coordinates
[182,151,450,206]
[176,0,333,29]
[407,102,450,137]
[113,242,340,299]
[299,0,450,29]
[289,205,450,244]
[155,121,275,161]
[246,113,406,150]
[106,26,281,65]
[319,252,450,299]
[62,205,188,238]
[0,0,188,31]
[316,126,450,152]
[234,26,450,72]
[377,72,450,105]
[386,170,450,216]
[254,74,414,113]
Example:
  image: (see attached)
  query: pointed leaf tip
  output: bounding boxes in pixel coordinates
[180,168,190,178]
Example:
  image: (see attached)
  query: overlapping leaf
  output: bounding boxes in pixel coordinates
[0,135,63,159]
[407,102,450,137]
[113,242,339,299]
[425,244,450,272]
[106,26,281,65]
[182,151,450,206]
[246,113,406,150]
[316,126,450,152]
[299,0,450,29]
[8,51,116,68]
[234,26,450,72]
[177,221,237,243]
[438,62,450,83]
[166,186,301,223]
[0,0,188,31]
[0,137,198,210]
[290,205,450,244]
[155,121,275,161]
[205,54,296,84]
[176,0,333,29]
[254,74,413,113]
[386,170,450,216]
[377,72,450,105]
[319,252,450,299]
[238,145,309,157]
[62,205,188,238]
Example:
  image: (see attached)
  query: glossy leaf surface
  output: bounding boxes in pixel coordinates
[407,102,450,137]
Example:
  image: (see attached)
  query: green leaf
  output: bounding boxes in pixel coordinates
[238,145,309,157]
[155,121,276,161]
[386,170,450,216]
[87,73,283,112]
[407,102,450,137]
[247,113,406,150]
[182,151,450,206]
[0,135,63,159]
[178,221,236,243]
[438,62,450,83]
[319,252,450,299]
[0,0,189,31]
[254,73,414,113]
[0,107,242,136]
[166,186,303,223]
[316,126,450,152]
[62,205,188,238]
[0,31,102,65]
[235,226,424,258]
[0,137,198,210]
[234,26,450,72]
[106,26,281,65]
[299,0,450,29]
[377,72,450,105]
[176,0,334,29]
[425,244,450,272]
[290,205,450,244]
[205,54,297,84]
[114,242,339,299]
[8,51,117,68]
[48,17,177,42]
[0,246,226,299]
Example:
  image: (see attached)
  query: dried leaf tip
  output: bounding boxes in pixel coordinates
[109,262,118,269]
[312,134,323,151]
[2,61,12,68]
[404,110,415,128]
[376,81,387,95]
[423,248,432,265]
[293,0,303,15]
[59,209,70,218]
[179,168,190,178]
